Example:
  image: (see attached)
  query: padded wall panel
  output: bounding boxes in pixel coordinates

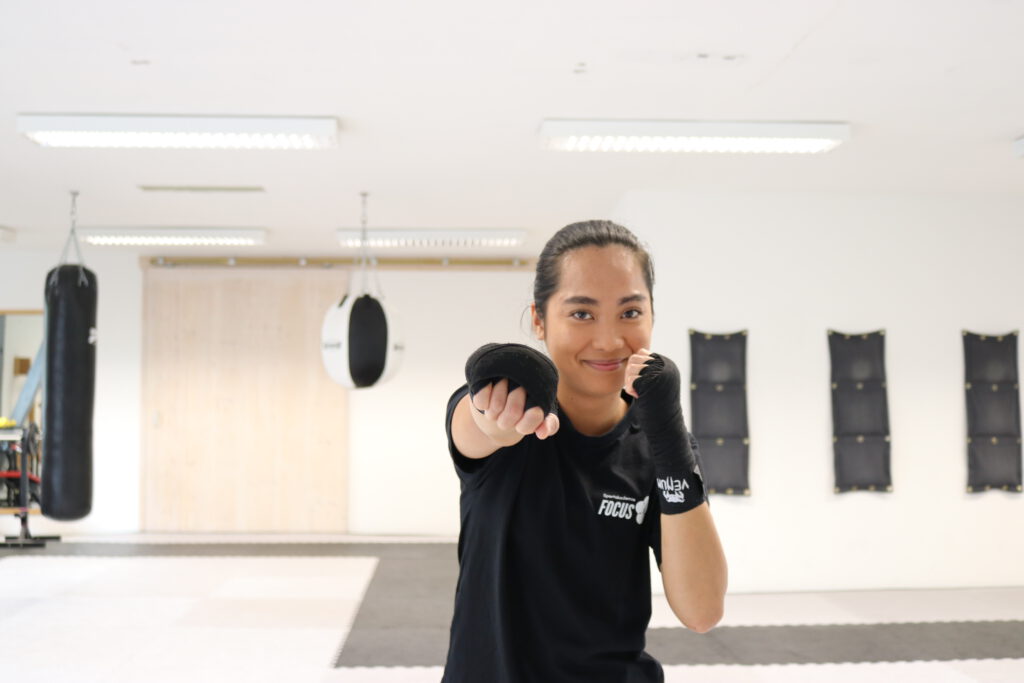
[829,330,892,493]
[690,330,750,496]
[963,331,1022,493]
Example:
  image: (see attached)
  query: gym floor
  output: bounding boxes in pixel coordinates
[1,534,1022,682]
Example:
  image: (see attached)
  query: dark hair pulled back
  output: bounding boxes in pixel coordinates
[533,220,654,321]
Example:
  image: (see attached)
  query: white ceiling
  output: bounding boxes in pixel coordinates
[1,0,1023,257]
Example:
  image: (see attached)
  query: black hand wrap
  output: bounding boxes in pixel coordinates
[465,343,559,416]
[632,352,708,514]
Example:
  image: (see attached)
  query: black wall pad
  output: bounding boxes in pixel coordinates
[690,329,750,496]
[691,384,748,438]
[966,387,1020,436]
[833,435,891,492]
[832,382,889,435]
[963,330,1023,493]
[828,330,892,493]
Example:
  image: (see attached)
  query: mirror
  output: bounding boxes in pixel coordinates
[0,310,44,425]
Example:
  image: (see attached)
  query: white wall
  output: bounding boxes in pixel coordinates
[615,189,1024,592]
[2,190,1022,594]
[0,247,141,536]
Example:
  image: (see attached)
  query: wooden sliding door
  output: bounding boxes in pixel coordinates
[142,267,349,532]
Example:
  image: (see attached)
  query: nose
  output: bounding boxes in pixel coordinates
[592,318,625,352]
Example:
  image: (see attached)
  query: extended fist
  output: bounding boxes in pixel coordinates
[470,378,560,440]
[465,343,560,442]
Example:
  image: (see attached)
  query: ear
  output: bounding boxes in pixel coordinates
[530,301,545,340]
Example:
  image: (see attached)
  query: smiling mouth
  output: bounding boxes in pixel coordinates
[584,359,624,371]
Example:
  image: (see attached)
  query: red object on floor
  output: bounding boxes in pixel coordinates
[0,471,41,484]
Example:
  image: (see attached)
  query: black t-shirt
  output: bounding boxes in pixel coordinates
[441,382,666,683]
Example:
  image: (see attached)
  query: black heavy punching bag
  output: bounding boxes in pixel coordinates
[41,264,97,520]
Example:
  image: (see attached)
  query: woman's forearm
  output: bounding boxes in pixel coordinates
[659,502,728,633]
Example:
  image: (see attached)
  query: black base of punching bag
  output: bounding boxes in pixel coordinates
[41,264,97,521]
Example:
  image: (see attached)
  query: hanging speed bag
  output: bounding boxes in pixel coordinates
[322,293,403,388]
[41,265,97,521]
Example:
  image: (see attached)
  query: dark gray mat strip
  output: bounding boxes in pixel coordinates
[333,544,455,667]
[0,541,445,559]
[645,621,1024,665]
[334,620,1024,667]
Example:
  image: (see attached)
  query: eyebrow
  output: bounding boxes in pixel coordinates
[561,294,648,306]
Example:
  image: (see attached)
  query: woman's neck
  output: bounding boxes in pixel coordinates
[557,384,629,437]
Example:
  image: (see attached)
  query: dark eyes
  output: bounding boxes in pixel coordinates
[570,309,642,321]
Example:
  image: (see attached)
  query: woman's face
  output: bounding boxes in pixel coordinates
[531,245,653,400]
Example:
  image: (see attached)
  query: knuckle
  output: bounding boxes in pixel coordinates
[497,405,519,429]
[516,416,535,435]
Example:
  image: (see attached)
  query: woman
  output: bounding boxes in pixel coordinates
[442,220,728,682]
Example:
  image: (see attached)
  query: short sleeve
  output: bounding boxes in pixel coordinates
[444,382,490,483]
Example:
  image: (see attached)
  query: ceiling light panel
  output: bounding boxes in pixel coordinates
[540,119,851,154]
[79,228,266,247]
[16,114,337,150]
[138,185,266,193]
[335,229,525,249]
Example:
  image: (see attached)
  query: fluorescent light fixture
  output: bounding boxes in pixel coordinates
[1014,136,1024,158]
[138,185,266,193]
[540,119,850,154]
[79,228,266,247]
[335,229,526,249]
[16,114,337,149]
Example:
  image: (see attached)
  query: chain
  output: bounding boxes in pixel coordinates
[359,191,369,294]
[53,190,88,287]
